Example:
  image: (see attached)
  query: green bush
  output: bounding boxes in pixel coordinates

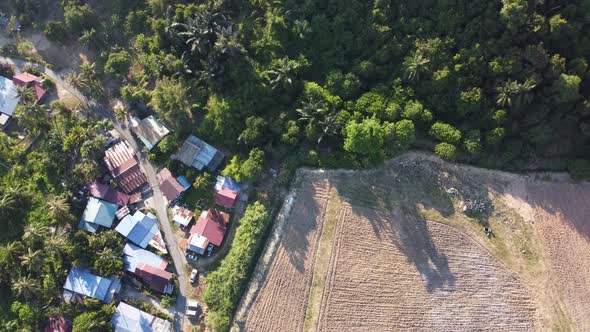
[429,122,462,144]
[105,50,132,77]
[204,202,269,332]
[434,142,457,160]
[44,21,68,42]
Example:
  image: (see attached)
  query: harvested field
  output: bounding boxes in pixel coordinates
[317,205,535,331]
[234,152,590,331]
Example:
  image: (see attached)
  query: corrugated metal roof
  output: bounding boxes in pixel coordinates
[114,211,159,248]
[111,302,172,332]
[122,243,168,273]
[87,181,130,206]
[0,76,19,116]
[133,116,170,150]
[176,135,223,171]
[80,197,118,228]
[104,141,147,193]
[63,267,113,302]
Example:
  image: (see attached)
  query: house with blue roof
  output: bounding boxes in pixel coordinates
[215,176,241,193]
[0,76,19,128]
[115,210,163,250]
[173,135,224,171]
[62,267,121,303]
[78,197,119,233]
[111,302,172,332]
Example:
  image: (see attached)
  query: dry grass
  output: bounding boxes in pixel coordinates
[233,153,590,331]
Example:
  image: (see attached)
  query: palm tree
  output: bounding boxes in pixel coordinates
[172,10,228,57]
[317,111,340,144]
[496,79,536,108]
[3,241,24,266]
[267,58,300,91]
[496,81,517,107]
[403,52,431,82]
[12,275,40,300]
[45,235,66,257]
[22,224,49,246]
[20,247,44,274]
[47,195,73,225]
[0,191,16,213]
[16,87,36,105]
[15,103,47,135]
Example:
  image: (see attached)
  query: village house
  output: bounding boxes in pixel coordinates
[188,209,229,252]
[122,243,173,294]
[0,76,19,128]
[172,205,195,228]
[87,180,130,206]
[115,210,166,253]
[12,72,47,103]
[78,197,118,233]
[111,302,172,332]
[215,188,238,208]
[104,141,148,194]
[156,168,191,204]
[172,135,224,171]
[130,115,170,150]
[62,267,121,304]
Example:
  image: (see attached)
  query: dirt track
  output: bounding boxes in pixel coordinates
[233,153,590,331]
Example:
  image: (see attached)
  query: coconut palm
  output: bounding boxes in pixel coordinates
[293,19,312,39]
[20,247,44,274]
[45,235,66,257]
[15,103,47,135]
[16,86,36,105]
[316,111,340,144]
[47,195,73,224]
[214,25,243,57]
[403,52,431,81]
[3,241,24,266]
[172,9,228,57]
[22,224,49,246]
[496,79,536,108]
[12,275,40,300]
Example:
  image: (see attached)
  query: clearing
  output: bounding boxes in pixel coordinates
[233,152,590,331]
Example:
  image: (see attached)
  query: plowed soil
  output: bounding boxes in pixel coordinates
[233,153,590,331]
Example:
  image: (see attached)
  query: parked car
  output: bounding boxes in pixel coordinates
[186,300,200,317]
[206,244,214,257]
[189,269,198,283]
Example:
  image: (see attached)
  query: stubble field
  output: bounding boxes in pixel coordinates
[233,153,590,331]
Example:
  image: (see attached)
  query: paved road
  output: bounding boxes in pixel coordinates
[0,56,189,331]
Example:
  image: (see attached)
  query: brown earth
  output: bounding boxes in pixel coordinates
[233,153,590,332]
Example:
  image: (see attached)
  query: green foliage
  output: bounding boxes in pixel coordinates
[464,130,482,155]
[72,306,113,332]
[104,50,131,77]
[240,148,265,182]
[204,202,269,332]
[429,122,462,144]
[343,117,385,157]
[44,21,68,42]
[394,119,416,148]
[486,127,506,145]
[552,74,581,103]
[434,142,458,160]
[150,77,192,133]
[401,100,432,123]
[64,4,96,35]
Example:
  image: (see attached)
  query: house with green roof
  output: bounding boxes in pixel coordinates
[78,197,119,233]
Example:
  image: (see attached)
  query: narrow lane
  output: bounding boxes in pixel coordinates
[0,56,188,331]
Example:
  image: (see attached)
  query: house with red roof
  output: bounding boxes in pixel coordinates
[104,141,148,194]
[157,168,191,204]
[190,209,229,247]
[135,263,174,294]
[87,180,130,206]
[45,315,70,332]
[215,188,238,208]
[12,72,47,103]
